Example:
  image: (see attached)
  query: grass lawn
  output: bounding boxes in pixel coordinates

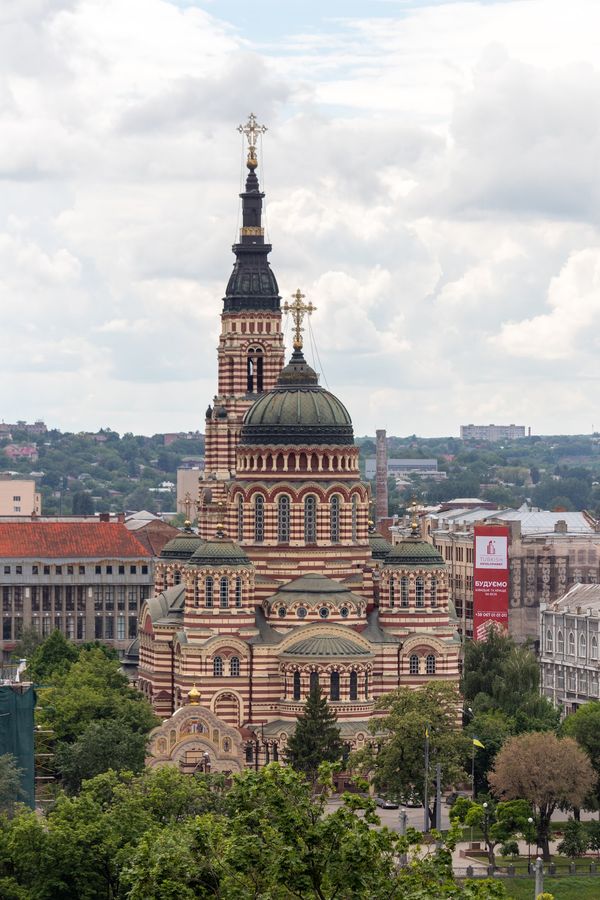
[502,876,600,898]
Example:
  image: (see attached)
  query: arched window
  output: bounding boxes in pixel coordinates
[415,577,424,607]
[230,656,240,677]
[557,630,564,653]
[364,672,369,699]
[220,577,229,608]
[330,495,341,543]
[304,495,317,544]
[254,495,265,543]
[205,576,214,608]
[309,670,319,693]
[330,671,340,701]
[237,495,244,542]
[193,577,200,608]
[546,629,553,653]
[401,577,409,607]
[426,654,436,675]
[277,494,291,543]
[409,654,419,675]
[235,576,242,607]
[389,578,395,607]
[430,577,437,607]
[349,671,358,701]
[568,631,575,656]
[592,635,598,660]
[247,347,264,393]
[351,495,358,542]
[579,633,587,657]
[213,656,223,677]
[174,569,181,585]
[293,671,301,700]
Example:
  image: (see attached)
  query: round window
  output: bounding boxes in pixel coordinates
[319,607,330,619]
[278,607,287,618]
[340,607,349,619]
[297,607,307,619]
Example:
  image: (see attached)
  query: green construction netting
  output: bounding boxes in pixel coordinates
[0,685,36,809]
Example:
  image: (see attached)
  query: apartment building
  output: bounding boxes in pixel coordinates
[0,517,153,659]
[0,479,41,516]
[460,424,527,442]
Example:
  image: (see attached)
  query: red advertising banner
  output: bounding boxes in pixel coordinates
[473,524,510,641]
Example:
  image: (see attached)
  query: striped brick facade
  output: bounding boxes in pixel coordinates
[137,142,460,770]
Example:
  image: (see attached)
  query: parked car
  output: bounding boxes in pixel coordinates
[375,797,399,809]
[400,793,423,808]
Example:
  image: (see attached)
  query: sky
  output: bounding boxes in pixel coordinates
[1,0,600,438]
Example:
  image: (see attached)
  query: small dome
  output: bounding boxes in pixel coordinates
[188,536,251,568]
[188,684,201,704]
[385,537,444,568]
[240,348,353,446]
[281,634,371,658]
[369,530,393,560]
[160,533,204,560]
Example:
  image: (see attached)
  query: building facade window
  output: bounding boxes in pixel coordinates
[579,633,587,658]
[409,654,419,675]
[330,671,340,701]
[546,629,553,653]
[237,495,244,542]
[309,671,319,693]
[351,495,358,542]
[213,656,223,677]
[330,495,341,543]
[293,671,301,700]
[557,630,564,653]
[277,495,290,543]
[430,577,437,607]
[415,577,425,607]
[568,632,575,656]
[205,576,214,608]
[254,495,265,543]
[389,579,395,607]
[230,656,240,677]
[304,496,317,544]
[349,671,358,701]
[592,635,598,660]
[235,576,242,607]
[401,577,409,607]
[220,577,229,608]
[426,654,436,675]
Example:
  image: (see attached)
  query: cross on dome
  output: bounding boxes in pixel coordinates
[237,113,267,170]
[283,289,317,350]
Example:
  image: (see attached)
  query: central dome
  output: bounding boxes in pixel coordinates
[240,348,354,446]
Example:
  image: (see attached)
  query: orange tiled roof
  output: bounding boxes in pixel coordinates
[0,522,151,559]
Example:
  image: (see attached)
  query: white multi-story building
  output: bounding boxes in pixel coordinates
[460,424,527,442]
[540,583,600,714]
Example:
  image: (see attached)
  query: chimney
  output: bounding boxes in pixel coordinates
[554,520,568,534]
[375,429,388,527]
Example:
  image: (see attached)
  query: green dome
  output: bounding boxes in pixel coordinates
[188,536,251,568]
[369,530,393,560]
[385,537,444,568]
[281,634,371,658]
[240,348,354,446]
[160,533,204,560]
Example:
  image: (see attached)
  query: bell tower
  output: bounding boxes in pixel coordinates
[199,115,285,537]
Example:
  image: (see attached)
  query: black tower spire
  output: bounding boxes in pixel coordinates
[224,114,280,313]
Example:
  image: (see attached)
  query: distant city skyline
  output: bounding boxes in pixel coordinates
[2,0,599,436]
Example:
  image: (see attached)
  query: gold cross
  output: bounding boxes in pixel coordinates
[237,113,267,168]
[183,492,194,521]
[283,289,317,350]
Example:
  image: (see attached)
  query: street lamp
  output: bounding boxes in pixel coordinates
[399,808,408,867]
[482,802,489,859]
[527,817,533,872]
[203,751,211,774]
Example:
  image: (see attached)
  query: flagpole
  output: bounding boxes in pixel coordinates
[471,740,476,800]
[424,725,430,833]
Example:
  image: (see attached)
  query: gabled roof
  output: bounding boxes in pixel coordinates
[0,522,151,559]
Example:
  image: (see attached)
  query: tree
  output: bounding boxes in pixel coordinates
[557,818,589,859]
[25,630,79,683]
[0,755,23,816]
[561,701,600,807]
[284,685,343,780]
[72,491,95,515]
[55,720,148,793]
[489,732,595,859]
[451,797,532,866]
[355,681,468,828]
[10,626,42,664]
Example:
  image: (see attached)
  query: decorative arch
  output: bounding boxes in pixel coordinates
[211,690,244,726]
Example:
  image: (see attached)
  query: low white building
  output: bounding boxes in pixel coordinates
[540,583,600,714]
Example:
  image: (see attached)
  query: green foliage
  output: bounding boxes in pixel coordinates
[72,491,95,514]
[0,755,23,816]
[284,685,344,780]
[561,701,600,806]
[355,681,468,827]
[55,720,148,793]
[557,819,589,859]
[0,765,509,899]
[25,630,79,683]
[451,797,532,865]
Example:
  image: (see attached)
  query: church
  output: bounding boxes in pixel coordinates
[137,116,460,773]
